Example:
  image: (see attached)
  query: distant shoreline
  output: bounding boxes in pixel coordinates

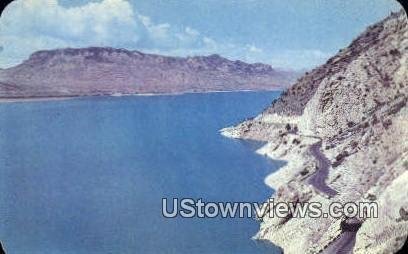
[0,89,282,104]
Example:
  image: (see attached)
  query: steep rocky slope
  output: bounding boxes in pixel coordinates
[222,10,407,254]
[0,48,297,98]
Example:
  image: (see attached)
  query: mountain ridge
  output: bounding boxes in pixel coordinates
[0,47,298,98]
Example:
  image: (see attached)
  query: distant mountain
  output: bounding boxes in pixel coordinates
[0,48,298,98]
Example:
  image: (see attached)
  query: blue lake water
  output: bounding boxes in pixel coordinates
[0,91,283,254]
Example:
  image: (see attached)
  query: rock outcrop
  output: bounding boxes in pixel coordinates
[0,48,297,98]
[0,241,5,254]
[222,10,407,254]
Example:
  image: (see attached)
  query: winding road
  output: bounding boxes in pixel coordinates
[322,218,362,254]
[308,140,338,197]
[306,138,360,254]
[322,232,357,254]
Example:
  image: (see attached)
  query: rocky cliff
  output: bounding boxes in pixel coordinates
[0,48,297,98]
[222,10,407,254]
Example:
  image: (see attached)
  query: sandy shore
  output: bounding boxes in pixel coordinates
[0,96,80,103]
[0,89,281,104]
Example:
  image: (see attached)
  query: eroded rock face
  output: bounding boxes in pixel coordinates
[0,48,298,98]
[222,9,408,254]
[0,241,5,254]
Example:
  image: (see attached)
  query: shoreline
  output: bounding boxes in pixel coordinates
[221,94,408,254]
[220,114,357,254]
[0,89,282,104]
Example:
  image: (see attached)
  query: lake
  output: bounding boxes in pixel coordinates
[0,91,283,254]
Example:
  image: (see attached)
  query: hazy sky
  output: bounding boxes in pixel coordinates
[0,0,403,69]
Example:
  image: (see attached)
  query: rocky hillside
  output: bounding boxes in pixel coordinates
[0,48,297,98]
[222,10,407,254]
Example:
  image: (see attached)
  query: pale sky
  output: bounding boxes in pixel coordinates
[0,0,403,70]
